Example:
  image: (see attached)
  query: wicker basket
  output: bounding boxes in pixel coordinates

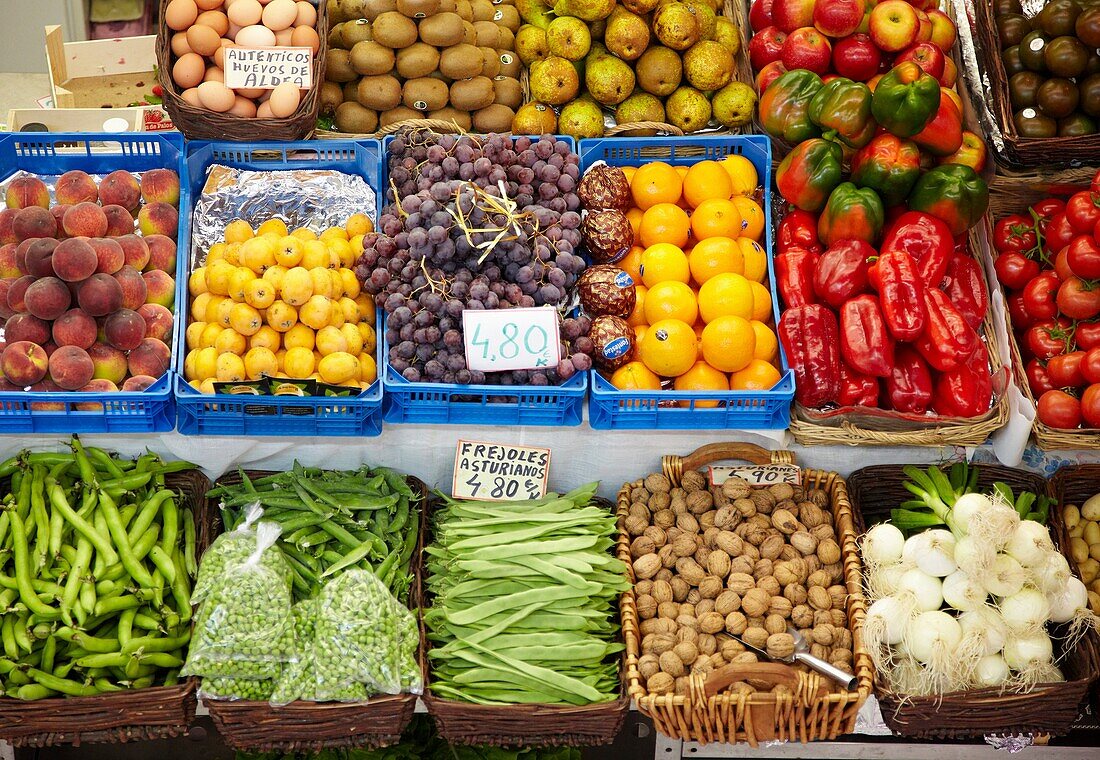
[620,442,873,746]
[201,469,426,752]
[847,463,1100,739]
[0,468,213,747]
[155,0,327,141]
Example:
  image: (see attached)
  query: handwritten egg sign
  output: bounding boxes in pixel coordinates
[224,48,313,90]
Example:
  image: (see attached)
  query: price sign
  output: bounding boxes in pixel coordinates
[708,464,802,486]
[462,307,561,372]
[224,47,314,90]
[452,440,551,501]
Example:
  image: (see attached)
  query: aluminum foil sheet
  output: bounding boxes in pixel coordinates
[190,165,376,267]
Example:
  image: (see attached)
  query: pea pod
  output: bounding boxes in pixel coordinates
[96,490,153,588]
[44,479,118,566]
[26,667,101,696]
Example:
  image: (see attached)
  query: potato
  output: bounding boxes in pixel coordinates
[1082,494,1100,521]
[1071,536,1090,565]
[1063,504,1081,530]
[1083,520,1100,546]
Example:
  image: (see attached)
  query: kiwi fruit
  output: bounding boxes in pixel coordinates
[343,80,361,104]
[496,26,514,50]
[473,21,500,47]
[340,18,374,47]
[419,13,466,46]
[335,101,379,134]
[471,0,494,21]
[473,104,515,132]
[403,78,450,111]
[495,5,520,31]
[429,107,472,130]
[326,50,358,83]
[461,21,476,46]
[372,11,419,48]
[330,23,347,49]
[396,43,441,79]
[480,47,501,77]
[336,0,369,19]
[357,75,403,110]
[437,0,457,10]
[498,50,522,78]
[320,82,344,115]
[455,0,473,20]
[350,41,396,75]
[380,106,422,127]
[439,44,484,79]
[396,0,440,17]
[492,76,523,109]
[363,0,398,20]
[450,76,495,110]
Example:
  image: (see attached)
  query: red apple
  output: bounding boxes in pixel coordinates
[896,41,946,80]
[941,55,958,87]
[833,33,882,81]
[814,0,866,39]
[756,61,788,93]
[781,27,833,74]
[869,0,921,53]
[915,10,933,42]
[749,26,788,70]
[772,0,816,33]
[750,0,776,32]
[908,0,938,10]
[928,9,958,52]
[941,86,963,114]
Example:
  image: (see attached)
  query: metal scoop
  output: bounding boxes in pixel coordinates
[721,627,856,691]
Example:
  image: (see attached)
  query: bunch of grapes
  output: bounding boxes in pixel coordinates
[354,130,594,386]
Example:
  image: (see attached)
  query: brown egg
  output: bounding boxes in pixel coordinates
[236,87,266,99]
[235,24,276,46]
[214,42,234,69]
[172,53,206,89]
[290,25,319,53]
[294,0,317,28]
[196,10,230,36]
[198,81,236,112]
[170,32,192,57]
[187,24,222,57]
[262,0,297,31]
[257,100,275,118]
[181,87,203,107]
[165,0,199,31]
[195,0,223,9]
[228,95,258,117]
[204,66,225,83]
[274,28,294,46]
[227,0,262,27]
[268,81,301,117]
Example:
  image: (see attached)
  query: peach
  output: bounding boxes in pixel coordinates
[0,209,18,245]
[113,265,148,311]
[50,205,71,239]
[144,234,177,274]
[98,170,141,212]
[14,240,32,275]
[4,313,50,344]
[52,309,97,349]
[115,234,150,271]
[87,342,127,385]
[0,245,19,278]
[104,308,145,351]
[63,202,109,238]
[48,345,94,390]
[142,270,175,308]
[102,205,135,237]
[1,341,49,385]
[77,273,123,316]
[56,170,99,205]
[137,303,174,341]
[6,276,36,313]
[13,206,57,241]
[41,341,58,358]
[0,279,14,319]
[137,203,179,239]
[24,277,71,321]
[127,338,171,379]
[140,169,181,206]
[24,238,60,278]
[5,177,50,210]
[122,375,158,392]
[88,238,125,275]
[30,383,67,409]
[76,378,118,408]
[53,237,99,282]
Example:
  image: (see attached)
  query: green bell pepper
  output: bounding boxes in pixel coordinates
[808,77,875,149]
[776,138,844,213]
[818,182,885,248]
[850,134,922,208]
[760,69,824,145]
[870,62,941,138]
[907,164,989,236]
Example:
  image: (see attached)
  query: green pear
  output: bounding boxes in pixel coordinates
[712,82,756,129]
[530,56,581,105]
[635,45,683,98]
[622,0,659,13]
[683,0,717,40]
[512,101,559,134]
[552,0,616,22]
[615,92,667,135]
[546,16,592,61]
[585,54,637,106]
[665,86,711,132]
[714,18,742,56]
[683,40,734,92]
[559,97,605,140]
[604,7,651,62]
[653,2,701,51]
[515,0,554,29]
[515,25,551,67]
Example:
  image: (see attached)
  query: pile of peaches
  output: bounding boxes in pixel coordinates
[0,168,181,400]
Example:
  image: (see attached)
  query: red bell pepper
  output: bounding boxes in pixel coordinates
[779,304,840,408]
[942,252,989,330]
[871,248,927,341]
[812,239,873,309]
[933,352,993,418]
[913,287,983,371]
[775,246,818,308]
[911,94,963,157]
[777,209,822,254]
[840,295,894,378]
[886,345,934,414]
[880,211,954,288]
[838,361,880,407]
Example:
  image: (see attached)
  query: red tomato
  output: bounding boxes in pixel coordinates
[1065,191,1100,234]
[995,252,1041,290]
[1082,384,1100,427]
[1032,199,1066,233]
[993,213,1037,253]
[1009,292,1034,330]
[1067,234,1100,279]
[1077,320,1100,350]
[1045,212,1076,256]
[1022,271,1062,320]
[1082,347,1100,384]
[1054,246,1075,281]
[1037,389,1083,429]
[1047,350,1086,388]
[1026,319,1072,360]
[1057,276,1100,320]
[1026,358,1056,395]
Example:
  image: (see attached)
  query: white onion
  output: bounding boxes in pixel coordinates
[951,493,991,535]
[1048,576,1090,624]
[943,570,987,612]
[959,606,1008,656]
[1037,552,1073,596]
[866,596,910,646]
[863,523,906,566]
[1004,520,1055,568]
[985,553,1026,598]
[969,497,1020,551]
[1003,630,1053,670]
[953,534,993,576]
[904,529,957,578]
[999,585,1050,632]
[906,610,963,664]
[974,654,1011,687]
[897,568,943,612]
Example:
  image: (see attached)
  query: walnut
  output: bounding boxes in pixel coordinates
[633,554,661,580]
[649,491,671,511]
[647,672,674,694]
[675,557,706,584]
[817,538,842,565]
[726,572,756,596]
[771,508,800,535]
[722,477,753,499]
[630,535,656,559]
[760,534,786,560]
[643,526,668,547]
[769,596,793,619]
[799,502,828,528]
[635,579,654,596]
[648,632,676,655]
[699,575,724,599]
[725,611,749,635]
[671,534,697,558]
[783,583,808,606]
[764,613,787,635]
[638,653,660,680]
[624,515,648,536]
[769,483,795,502]
[677,512,700,534]
[756,575,781,597]
[696,598,715,616]
[808,586,832,611]
[733,497,757,518]
[652,579,673,603]
[811,524,836,543]
[657,601,680,620]
[807,570,832,588]
[828,584,848,609]
[741,587,770,618]
[699,511,716,529]
[682,470,706,492]
[766,633,795,659]
[687,490,713,514]
[637,594,658,619]
[641,618,677,636]
[645,473,672,493]
[714,590,741,616]
[654,509,675,529]
[791,604,814,628]
[742,626,769,649]
[812,624,835,646]
[730,556,755,575]
[699,611,726,634]
[707,550,732,579]
[721,637,745,660]
[660,650,686,677]
[697,633,718,655]
[671,577,691,602]
[791,531,818,556]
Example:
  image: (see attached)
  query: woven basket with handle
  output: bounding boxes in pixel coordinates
[620,442,873,746]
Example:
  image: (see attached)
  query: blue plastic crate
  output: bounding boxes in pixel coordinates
[173,140,384,437]
[0,132,185,433]
[379,133,587,426]
[579,135,796,430]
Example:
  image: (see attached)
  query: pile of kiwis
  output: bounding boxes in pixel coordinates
[324,0,524,133]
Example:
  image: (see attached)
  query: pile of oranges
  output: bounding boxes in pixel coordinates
[608,156,783,404]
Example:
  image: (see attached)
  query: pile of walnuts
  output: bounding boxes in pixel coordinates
[622,471,854,698]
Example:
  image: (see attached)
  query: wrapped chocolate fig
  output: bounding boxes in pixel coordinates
[578,264,636,318]
[582,209,633,264]
[578,164,631,212]
[589,315,635,371]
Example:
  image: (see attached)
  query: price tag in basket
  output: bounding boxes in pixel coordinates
[462,307,561,372]
[453,440,551,501]
[224,48,313,90]
[709,464,801,487]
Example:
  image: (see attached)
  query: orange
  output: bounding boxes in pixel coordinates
[720,155,759,198]
[698,272,753,323]
[626,284,648,327]
[621,165,637,185]
[691,198,743,240]
[701,315,756,373]
[619,245,644,283]
[683,161,734,208]
[640,243,690,286]
[730,359,782,390]
[633,324,648,345]
[644,281,698,325]
[610,361,662,391]
[749,281,773,322]
[675,166,688,178]
[638,319,698,377]
[688,237,744,285]
[625,209,643,245]
[750,320,779,362]
[731,196,765,241]
[737,237,768,283]
[674,361,729,408]
[692,321,706,360]
[639,203,691,248]
[631,162,682,210]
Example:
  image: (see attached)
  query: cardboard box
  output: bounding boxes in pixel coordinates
[6,107,145,133]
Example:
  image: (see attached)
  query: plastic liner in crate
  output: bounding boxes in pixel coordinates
[579,136,795,430]
[0,132,185,433]
[173,140,384,437]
